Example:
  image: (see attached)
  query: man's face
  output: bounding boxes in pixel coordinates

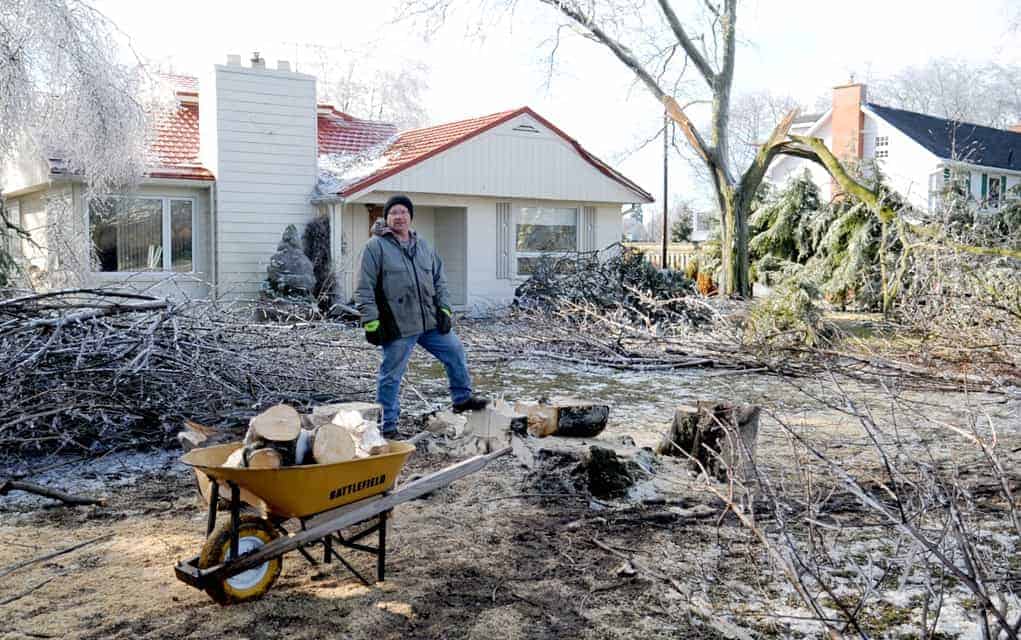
[386,204,411,234]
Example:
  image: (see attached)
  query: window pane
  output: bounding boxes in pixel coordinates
[90,198,163,272]
[516,207,577,252]
[171,200,193,272]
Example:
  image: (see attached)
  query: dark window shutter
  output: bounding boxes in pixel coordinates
[981,174,988,200]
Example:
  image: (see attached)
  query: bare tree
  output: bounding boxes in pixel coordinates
[397,0,868,296]
[300,44,429,129]
[870,58,1021,129]
[1,0,163,287]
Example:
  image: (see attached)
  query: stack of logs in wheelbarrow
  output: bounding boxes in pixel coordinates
[174,402,509,604]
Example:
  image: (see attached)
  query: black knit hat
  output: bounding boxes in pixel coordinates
[384,194,414,220]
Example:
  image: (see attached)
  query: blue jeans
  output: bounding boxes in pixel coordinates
[377,329,473,434]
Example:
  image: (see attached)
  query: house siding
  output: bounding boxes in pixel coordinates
[201,63,318,299]
[863,110,942,210]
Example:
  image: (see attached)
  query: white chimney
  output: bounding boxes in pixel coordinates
[200,58,318,299]
[277,60,291,72]
[226,54,242,66]
[250,52,266,69]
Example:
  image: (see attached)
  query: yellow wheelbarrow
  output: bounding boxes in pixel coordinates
[174,439,510,604]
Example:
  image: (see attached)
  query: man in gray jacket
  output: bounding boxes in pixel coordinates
[356,195,487,436]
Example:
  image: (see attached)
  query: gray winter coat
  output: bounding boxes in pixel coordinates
[356,220,451,339]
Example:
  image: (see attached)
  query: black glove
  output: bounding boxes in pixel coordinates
[437,307,453,334]
[364,319,384,345]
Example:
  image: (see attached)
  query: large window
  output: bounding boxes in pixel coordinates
[89,197,194,272]
[515,206,578,275]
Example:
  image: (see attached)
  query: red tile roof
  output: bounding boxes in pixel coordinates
[121,75,650,201]
[317,106,398,155]
[336,107,653,202]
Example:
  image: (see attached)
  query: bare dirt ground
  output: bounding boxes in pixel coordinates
[1,449,737,640]
[2,370,1019,639]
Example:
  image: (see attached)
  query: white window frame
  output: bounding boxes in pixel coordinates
[513,205,580,279]
[88,195,197,274]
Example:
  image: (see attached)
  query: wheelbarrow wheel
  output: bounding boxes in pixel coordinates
[199,515,282,605]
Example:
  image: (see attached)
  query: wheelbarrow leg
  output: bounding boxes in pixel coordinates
[229,482,241,560]
[377,510,388,582]
[205,478,220,536]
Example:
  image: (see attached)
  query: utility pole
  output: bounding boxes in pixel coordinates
[661,110,669,269]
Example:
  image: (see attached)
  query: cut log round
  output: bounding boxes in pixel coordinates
[312,424,356,465]
[245,448,283,470]
[248,404,302,443]
[294,429,315,466]
[223,448,246,468]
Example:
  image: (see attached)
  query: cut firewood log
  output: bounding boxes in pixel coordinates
[514,402,558,437]
[513,399,609,438]
[177,430,207,453]
[294,429,315,465]
[313,423,357,464]
[310,401,381,428]
[552,398,609,438]
[245,404,301,465]
[223,448,246,468]
[245,448,283,470]
[332,410,388,457]
[248,404,302,443]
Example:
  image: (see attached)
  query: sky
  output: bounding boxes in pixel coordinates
[95,0,1020,212]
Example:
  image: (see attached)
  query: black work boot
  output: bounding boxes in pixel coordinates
[452,395,489,413]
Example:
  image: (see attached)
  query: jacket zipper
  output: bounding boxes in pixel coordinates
[400,240,429,332]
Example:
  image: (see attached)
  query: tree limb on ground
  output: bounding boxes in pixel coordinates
[0,479,105,506]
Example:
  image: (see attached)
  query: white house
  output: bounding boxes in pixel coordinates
[767,83,1021,213]
[1,55,653,308]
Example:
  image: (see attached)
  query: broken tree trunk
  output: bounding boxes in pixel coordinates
[656,402,760,482]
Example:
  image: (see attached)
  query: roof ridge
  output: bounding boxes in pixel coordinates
[396,108,523,136]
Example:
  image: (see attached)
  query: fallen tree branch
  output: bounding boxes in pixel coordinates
[0,479,105,506]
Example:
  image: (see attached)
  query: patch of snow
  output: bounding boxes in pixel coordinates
[316,135,398,196]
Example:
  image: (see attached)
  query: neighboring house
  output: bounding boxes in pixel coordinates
[1,55,653,308]
[767,83,1021,213]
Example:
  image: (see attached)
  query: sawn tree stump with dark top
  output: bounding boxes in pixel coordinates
[656,402,760,482]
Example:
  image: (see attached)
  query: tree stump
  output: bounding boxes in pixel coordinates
[656,402,760,482]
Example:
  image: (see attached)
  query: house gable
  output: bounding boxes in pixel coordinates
[343,109,653,204]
